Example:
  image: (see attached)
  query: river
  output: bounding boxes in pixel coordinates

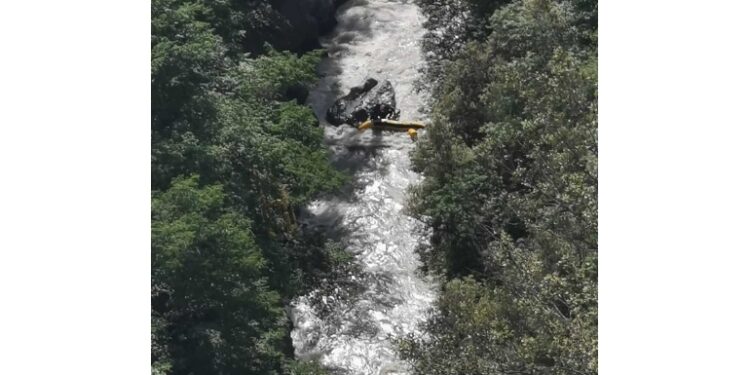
[290,0,436,373]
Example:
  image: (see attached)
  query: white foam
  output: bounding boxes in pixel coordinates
[291,1,437,374]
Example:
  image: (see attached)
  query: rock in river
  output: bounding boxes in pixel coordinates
[326,78,400,126]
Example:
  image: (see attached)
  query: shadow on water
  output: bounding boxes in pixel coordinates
[333,0,377,38]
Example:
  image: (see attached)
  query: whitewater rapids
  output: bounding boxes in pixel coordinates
[290,0,437,374]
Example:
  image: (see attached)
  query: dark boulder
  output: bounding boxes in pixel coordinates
[326,78,401,126]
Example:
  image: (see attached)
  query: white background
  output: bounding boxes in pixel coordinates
[0,0,749,374]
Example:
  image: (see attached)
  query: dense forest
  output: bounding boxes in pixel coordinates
[151,0,348,373]
[152,0,597,374]
[400,0,598,374]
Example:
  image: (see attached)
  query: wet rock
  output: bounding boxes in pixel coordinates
[326,78,401,126]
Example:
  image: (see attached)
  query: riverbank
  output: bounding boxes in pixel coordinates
[244,0,350,55]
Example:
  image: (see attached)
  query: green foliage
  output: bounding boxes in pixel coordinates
[283,360,330,375]
[151,1,345,373]
[399,277,517,373]
[230,49,322,103]
[152,176,286,374]
[404,0,597,373]
[415,0,511,87]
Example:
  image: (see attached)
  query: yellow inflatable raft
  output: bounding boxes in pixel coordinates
[357,119,426,140]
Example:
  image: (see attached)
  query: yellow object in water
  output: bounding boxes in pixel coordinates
[357,119,425,140]
[358,120,374,131]
[378,119,426,129]
[407,128,418,140]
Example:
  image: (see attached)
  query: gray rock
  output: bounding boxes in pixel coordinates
[326,78,401,126]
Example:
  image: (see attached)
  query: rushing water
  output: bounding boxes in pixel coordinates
[290,0,436,373]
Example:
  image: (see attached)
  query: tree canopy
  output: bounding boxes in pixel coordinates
[402,0,598,373]
[151,1,346,373]
[151,0,598,373]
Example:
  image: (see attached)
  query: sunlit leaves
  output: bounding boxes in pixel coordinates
[152,2,343,373]
[404,0,597,373]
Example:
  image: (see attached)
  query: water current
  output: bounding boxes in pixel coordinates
[290,1,437,373]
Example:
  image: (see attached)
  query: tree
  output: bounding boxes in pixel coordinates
[151,2,345,372]
[152,176,288,374]
[403,0,597,373]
